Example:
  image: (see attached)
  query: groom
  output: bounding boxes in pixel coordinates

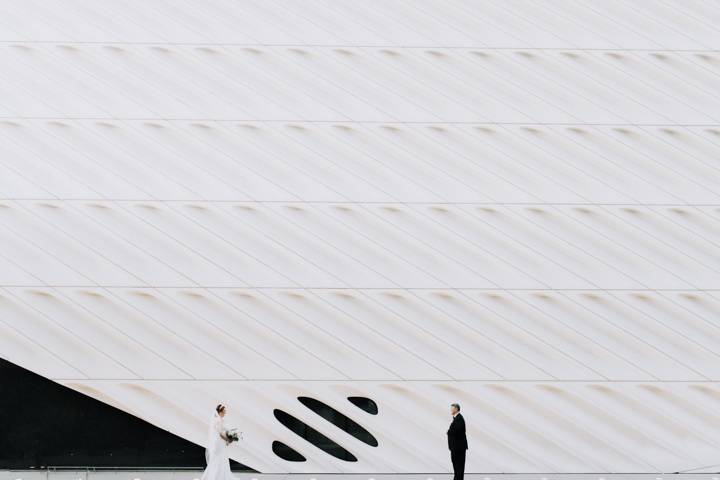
[447,403,468,480]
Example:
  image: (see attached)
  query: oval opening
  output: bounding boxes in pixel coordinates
[273,409,357,462]
[272,440,306,462]
[298,397,378,447]
[348,396,378,415]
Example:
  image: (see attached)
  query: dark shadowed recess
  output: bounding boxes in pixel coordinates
[0,357,253,470]
[297,396,378,447]
[273,409,357,462]
[271,441,306,462]
[347,396,378,415]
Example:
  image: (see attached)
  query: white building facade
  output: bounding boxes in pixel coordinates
[1,0,720,474]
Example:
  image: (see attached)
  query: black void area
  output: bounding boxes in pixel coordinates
[273,409,357,462]
[0,357,253,471]
[297,397,378,447]
[347,396,378,415]
[271,441,306,462]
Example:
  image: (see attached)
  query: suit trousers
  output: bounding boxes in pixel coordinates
[451,448,466,480]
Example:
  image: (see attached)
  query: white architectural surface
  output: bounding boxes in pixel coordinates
[2,0,720,475]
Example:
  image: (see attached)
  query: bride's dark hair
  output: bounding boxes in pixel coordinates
[216,404,226,414]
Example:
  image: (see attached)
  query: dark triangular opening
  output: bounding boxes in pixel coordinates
[0,357,253,471]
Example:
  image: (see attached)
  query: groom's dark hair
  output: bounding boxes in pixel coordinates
[451,403,460,411]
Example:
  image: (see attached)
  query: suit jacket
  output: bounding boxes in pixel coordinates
[447,413,468,451]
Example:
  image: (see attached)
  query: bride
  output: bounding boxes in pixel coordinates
[201,404,236,480]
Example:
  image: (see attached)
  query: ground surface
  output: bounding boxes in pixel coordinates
[3,472,720,480]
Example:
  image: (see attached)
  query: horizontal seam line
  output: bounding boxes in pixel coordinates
[1,117,719,126]
[1,200,719,206]
[4,286,720,291]
[0,41,717,52]
[51,379,720,382]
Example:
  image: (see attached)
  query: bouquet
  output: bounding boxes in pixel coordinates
[225,428,242,444]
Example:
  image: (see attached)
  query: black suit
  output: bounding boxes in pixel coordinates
[447,413,468,480]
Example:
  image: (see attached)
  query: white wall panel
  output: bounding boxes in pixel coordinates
[1,46,720,122]
[4,287,720,383]
[1,0,719,475]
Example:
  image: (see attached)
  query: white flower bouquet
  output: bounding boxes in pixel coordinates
[225,428,242,444]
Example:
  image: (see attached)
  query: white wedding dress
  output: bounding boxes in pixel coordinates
[201,413,236,480]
